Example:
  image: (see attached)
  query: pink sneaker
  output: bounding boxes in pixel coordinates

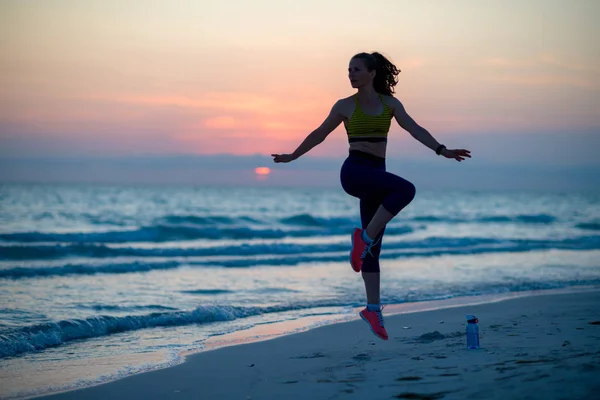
[350,228,378,273]
[350,228,365,272]
[359,307,388,340]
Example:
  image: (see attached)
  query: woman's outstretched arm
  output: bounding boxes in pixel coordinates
[390,97,471,162]
[272,101,344,163]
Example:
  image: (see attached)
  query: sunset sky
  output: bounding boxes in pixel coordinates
[1,0,599,187]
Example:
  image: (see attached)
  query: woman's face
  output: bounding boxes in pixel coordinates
[348,57,375,89]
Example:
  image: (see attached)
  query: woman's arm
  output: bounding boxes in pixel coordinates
[272,101,344,163]
[390,97,441,152]
[389,97,471,162]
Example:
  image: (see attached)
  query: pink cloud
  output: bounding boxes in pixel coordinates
[480,57,533,68]
[204,116,238,129]
[480,54,599,90]
[116,91,330,116]
[493,74,598,89]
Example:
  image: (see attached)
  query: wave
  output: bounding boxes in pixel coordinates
[0,242,350,261]
[180,289,233,295]
[278,214,357,228]
[3,277,600,358]
[576,222,600,231]
[161,215,262,226]
[0,224,413,244]
[478,214,556,224]
[0,302,340,358]
[198,236,600,268]
[513,214,556,224]
[0,226,290,243]
[0,261,182,279]
[76,304,179,312]
[279,214,324,227]
[2,235,600,279]
[150,212,559,227]
[3,234,599,263]
[413,213,556,224]
[0,211,575,245]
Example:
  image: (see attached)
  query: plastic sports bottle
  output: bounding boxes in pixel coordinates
[466,314,480,349]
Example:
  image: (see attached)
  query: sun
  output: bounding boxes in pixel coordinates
[254,167,271,176]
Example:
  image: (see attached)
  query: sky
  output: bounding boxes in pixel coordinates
[1,0,599,189]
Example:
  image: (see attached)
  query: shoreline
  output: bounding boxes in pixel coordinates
[196,285,600,355]
[16,285,599,400]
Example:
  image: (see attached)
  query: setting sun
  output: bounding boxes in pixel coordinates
[255,167,271,176]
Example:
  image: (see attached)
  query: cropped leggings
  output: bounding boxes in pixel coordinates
[340,150,416,273]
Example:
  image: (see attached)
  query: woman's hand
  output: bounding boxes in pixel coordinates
[271,153,297,163]
[441,148,471,162]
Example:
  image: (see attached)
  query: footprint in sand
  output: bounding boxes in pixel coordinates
[396,376,423,381]
[580,363,596,372]
[338,375,365,383]
[494,373,520,381]
[522,374,550,382]
[417,331,445,343]
[416,331,463,344]
[352,353,371,362]
[291,352,327,359]
[496,366,517,373]
[515,358,555,364]
[394,390,458,399]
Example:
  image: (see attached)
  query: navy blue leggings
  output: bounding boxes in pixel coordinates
[340,150,416,273]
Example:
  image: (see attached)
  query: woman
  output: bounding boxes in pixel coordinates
[272,52,471,340]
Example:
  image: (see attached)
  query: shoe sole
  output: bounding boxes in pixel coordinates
[360,312,387,340]
[350,230,361,273]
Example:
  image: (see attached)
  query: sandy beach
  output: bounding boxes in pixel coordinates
[35,289,600,400]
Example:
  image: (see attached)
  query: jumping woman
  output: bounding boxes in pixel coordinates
[272,52,471,340]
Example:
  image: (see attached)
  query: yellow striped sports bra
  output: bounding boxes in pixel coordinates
[345,94,393,143]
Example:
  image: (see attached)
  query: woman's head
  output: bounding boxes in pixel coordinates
[348,52,400,95]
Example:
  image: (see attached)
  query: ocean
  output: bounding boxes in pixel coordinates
[1,183,599,398]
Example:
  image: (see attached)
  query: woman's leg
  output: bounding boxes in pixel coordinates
[340,157,416,340]
[365,206,394,240]
[362,272,380,305]
[359,197,388,340]
[359,197,385,305]
[358,171,416,305]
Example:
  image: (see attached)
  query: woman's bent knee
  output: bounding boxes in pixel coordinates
[406,181,416,203]
[383,180,416,215]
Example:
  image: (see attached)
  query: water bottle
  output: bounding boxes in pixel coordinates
[466,314,480,349]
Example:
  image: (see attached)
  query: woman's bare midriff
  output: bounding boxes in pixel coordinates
[349,141,387,159]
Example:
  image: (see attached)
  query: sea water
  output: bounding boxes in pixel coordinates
[1,184,599,398]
